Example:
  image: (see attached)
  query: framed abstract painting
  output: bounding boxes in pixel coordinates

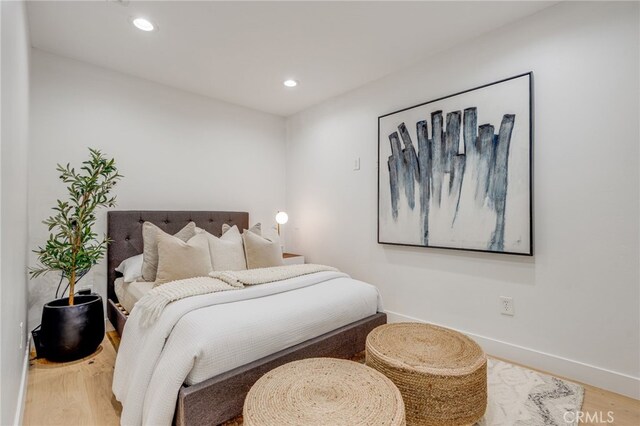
[377,72,533,255]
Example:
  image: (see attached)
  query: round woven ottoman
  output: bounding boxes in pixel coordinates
[366,323,487,426]
[243,358,405,426]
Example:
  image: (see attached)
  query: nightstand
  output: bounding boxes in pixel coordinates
[283,253,305,265]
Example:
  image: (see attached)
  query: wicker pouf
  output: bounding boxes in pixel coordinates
[366,323,487,426]
[243,358,405,426]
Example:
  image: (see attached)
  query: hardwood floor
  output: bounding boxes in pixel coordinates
[24,336,121,426]
[24,336,639,426]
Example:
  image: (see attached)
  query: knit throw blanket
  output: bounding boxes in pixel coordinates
[136,264,338,327]
[210,263,338,287]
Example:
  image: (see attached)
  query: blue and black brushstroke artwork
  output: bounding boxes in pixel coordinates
[386,108,515,252]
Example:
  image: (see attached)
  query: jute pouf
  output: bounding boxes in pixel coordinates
[366,323,487,426]
[243,357,405,426]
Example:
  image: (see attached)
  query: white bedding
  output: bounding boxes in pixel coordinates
[113,270,382,426]
[113,278,155,313]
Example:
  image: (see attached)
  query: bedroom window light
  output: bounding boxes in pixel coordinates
[133,17,155,32]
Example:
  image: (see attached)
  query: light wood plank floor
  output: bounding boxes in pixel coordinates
[24,336,121,426]
[24,336,639,426]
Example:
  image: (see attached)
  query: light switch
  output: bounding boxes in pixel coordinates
[353,157,361,171]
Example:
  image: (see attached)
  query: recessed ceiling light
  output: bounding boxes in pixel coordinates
[283,79,298,88]
[133,17,155,32]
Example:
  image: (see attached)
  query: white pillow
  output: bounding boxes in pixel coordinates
[198,225,247,271]
[248,223,261,235]
[231,222,261,237]
[115,254,144,283]
[242,230,284,269]
[142,221,196,281]
[155,233,213,285]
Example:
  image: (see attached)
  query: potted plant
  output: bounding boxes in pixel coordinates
[30,148,122,362]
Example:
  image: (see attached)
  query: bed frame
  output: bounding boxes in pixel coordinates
[106,210,387,426]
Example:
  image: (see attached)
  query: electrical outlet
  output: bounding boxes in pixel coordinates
[19,322,24,349]
[500,296,515,316]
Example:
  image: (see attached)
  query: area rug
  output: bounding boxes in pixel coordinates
[106,335,583,426]
[478,358,584,426]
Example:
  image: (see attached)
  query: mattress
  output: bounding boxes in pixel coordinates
[114,272,383,425]
[113,278,155,313]
[180,275,381,385]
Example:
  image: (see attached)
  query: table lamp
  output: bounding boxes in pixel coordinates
[275,211,288,235]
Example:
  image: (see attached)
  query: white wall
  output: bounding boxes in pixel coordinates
[285,1,639,397]
[28,50,286,328]
[1,1,31,424]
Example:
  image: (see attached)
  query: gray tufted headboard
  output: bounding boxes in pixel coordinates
[107,210,249,301]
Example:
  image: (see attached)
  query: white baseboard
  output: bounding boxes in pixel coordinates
[385,310,640,400]
[14,335,31,426]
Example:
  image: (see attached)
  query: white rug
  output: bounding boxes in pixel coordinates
[478,359,584,426]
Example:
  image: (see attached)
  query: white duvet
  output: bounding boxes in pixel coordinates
[112,271,382,426]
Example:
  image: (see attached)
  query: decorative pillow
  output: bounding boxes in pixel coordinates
[198,225,247,271]
[249,223,261,235]
[142,221,196,282]
[242,230,284,269]
[155,233,212,285]
[115,254,144,283]
[233,222,261,237]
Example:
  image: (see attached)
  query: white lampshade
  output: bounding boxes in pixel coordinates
[133,18,155,32]
[275,211,289,225]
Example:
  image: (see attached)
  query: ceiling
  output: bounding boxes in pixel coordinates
[28,1,555,116]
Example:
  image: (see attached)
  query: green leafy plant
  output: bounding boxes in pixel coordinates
[30,148,122,305]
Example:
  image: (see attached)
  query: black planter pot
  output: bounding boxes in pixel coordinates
[38,294,105,362]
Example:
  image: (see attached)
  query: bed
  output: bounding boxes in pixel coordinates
[106,211,386,426]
